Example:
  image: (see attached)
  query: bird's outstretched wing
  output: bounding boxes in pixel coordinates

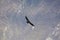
[25,16,35,26]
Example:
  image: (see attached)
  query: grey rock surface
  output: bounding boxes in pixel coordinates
[0,0,60,40]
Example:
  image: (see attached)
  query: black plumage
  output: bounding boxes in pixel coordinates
[25,16,35,26]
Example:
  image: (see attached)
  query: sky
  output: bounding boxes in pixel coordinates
[0,0,60,40]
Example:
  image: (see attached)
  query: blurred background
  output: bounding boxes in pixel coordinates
[0,0,60,40]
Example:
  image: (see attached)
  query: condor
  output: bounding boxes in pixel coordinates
[25,16,35,26]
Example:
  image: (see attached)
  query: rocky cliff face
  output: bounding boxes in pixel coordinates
[0,0,60,40]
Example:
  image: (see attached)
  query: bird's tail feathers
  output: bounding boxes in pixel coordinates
[27,21,29,23]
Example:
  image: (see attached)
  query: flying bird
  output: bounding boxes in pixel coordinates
[25,16,35,26]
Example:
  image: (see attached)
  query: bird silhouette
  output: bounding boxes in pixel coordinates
[25,16,35,26]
